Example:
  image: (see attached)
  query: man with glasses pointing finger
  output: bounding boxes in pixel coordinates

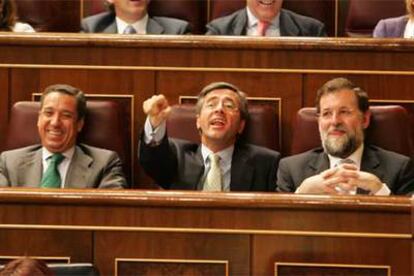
[139,82,280,191]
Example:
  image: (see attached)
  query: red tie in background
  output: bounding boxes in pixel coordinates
[258,21,270,36]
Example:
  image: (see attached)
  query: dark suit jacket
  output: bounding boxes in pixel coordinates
[373,15,408,38]
[276,145,414,195]
[0,144,127,189]
[81,11,191,34]
[139,135,281,191]
[206,8,326,36]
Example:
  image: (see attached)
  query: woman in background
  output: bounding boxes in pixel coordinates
[0,0,34,32]
[373,0,414,38]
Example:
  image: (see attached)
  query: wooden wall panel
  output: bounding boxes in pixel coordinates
[303,74,414,107]
[0,229,92,262]
[253,235,410,276]
[0,190,411,275]
[0,69,9,151]
[95,232,249,275]
[9,69,40,103]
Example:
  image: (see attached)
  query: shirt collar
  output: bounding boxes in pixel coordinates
[42,146,75,162]
[246,6,280,29]
[328,143,364,169]
[115,14,149,34]
[404,17,414,38]
[201,144,235,166]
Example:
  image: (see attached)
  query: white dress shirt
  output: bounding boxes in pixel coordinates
[246,7,280,36]
[404,18,414,38]
[115,15,149,34]
[12,22,35,32]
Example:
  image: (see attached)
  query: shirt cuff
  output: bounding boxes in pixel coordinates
[143,117,166,145]
[373,183,391,196]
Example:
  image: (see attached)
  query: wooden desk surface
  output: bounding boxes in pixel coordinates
[0,189,411,275]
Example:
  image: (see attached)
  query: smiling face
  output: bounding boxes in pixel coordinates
[37,92,84,153]
[318,89,370,158]
[196,89,246,152]
[246,0,283,22]
[108,0,149,23]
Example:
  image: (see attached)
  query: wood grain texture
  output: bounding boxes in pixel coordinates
[0,189,411,275]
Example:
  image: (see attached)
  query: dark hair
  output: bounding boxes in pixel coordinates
[315,77,369,114]
[195,82,249,120]
[0,258,54,276]
[0,0,17,31]
[40,84,87,121]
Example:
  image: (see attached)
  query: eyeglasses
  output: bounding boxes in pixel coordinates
[203,99,239,112]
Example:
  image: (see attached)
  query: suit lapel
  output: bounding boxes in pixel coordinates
[230,145,254,191]
[279,9,300,36]
[17,148,42,187]
[65,146,93,188]
[233,10,248,35]
[189,146,205,190]
[104,20,117,33]
[397,16,409,37]
[147,18,164,34]
[306,150,330,177]
[360,146,383,180]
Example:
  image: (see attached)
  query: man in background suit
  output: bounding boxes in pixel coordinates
[206,0,326,36]
[373,0,413,38]
[0,84,127,189]
[277,78,414,195]
[81,0,191,34]
[139,82,280,191]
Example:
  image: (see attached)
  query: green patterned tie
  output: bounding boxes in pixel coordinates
[41,153,65,188]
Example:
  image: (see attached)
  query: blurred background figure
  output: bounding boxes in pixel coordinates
[206,0,326,36]
[373,0,414,38]
[0,0,34,32]
[0,258,54,276]
[81,0,190,34]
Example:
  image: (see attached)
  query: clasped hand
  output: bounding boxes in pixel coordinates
[297,164,382,195]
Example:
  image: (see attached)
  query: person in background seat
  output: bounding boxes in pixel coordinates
[0,0,34,32]
[206,0,325,37]
[373,0,414,38]
[81,0,191,34]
